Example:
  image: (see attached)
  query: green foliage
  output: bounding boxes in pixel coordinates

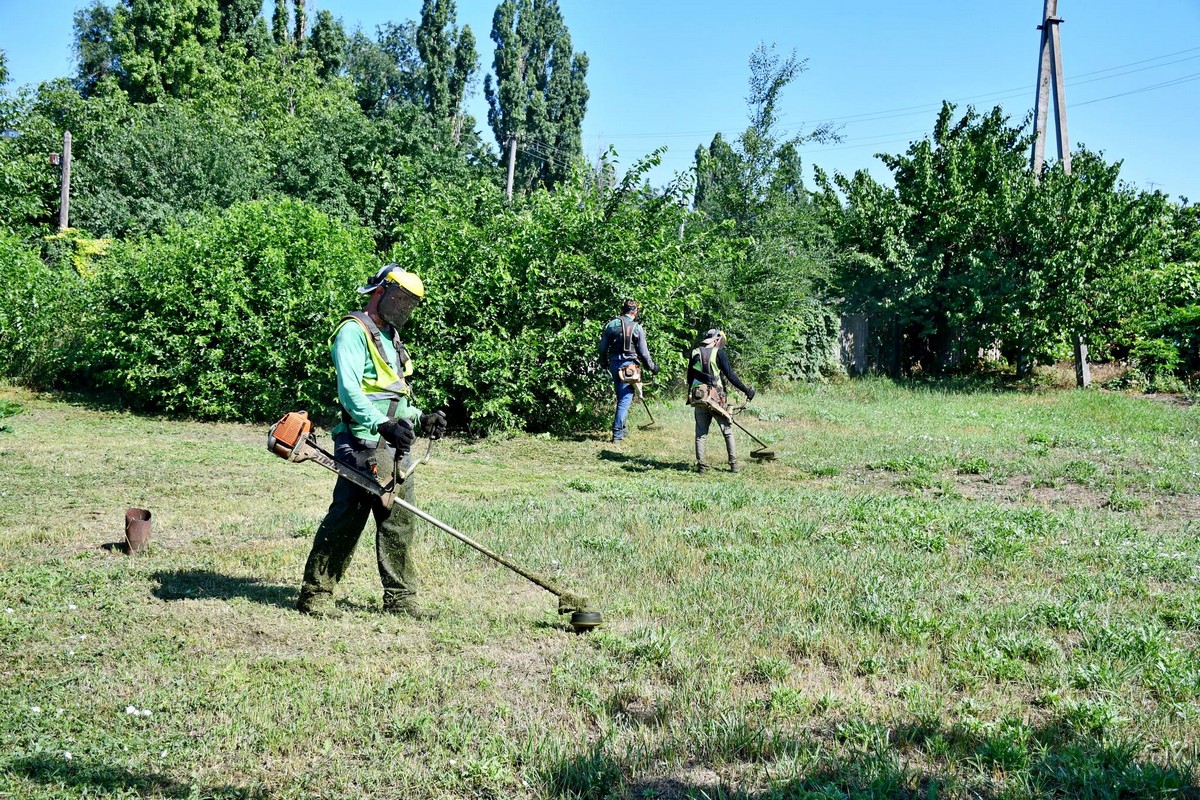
[307,9,346,80]
[85,199,379,420]
[485,0,589,192]
[692,44,842,384]
[0,229,90,387]
[416,0,477,131]
[110,0,223,102]
[818,103,1176,378]
[394,155,736,432]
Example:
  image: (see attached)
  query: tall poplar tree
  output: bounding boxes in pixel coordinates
[484,0,588,193]
[416,0,477,140]
[271,0,289,46]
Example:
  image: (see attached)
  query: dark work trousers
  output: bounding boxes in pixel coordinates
[298,432,418,610]
[694,404,736,466]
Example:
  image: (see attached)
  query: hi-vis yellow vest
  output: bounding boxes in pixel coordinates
[689,345,722,390]
[339,312,413,400]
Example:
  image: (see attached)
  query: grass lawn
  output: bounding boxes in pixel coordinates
[1,378,1198,799]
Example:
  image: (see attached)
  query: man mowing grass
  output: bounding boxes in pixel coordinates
[296,264,448,620]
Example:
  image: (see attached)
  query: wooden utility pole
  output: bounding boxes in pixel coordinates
[1031,1,1089,387]
[505,133,518,201]
[58,131,72,231]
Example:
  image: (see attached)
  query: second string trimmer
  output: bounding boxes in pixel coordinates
[617,363,660,431]
[267,412,602,631]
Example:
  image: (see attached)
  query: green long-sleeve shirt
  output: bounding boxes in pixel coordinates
[330,320,422,443]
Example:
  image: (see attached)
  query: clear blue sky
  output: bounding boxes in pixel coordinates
[3,1,1198,200]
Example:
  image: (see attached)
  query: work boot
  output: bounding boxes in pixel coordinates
[696,463,709,475]
[297,598,342,619]
[729,460,741,474]
[383,598,438,621]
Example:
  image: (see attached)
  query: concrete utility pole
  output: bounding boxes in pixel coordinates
[505,133,518,201]
[1031,1,1089,387]
[58,130,72,231]
[1031,0,1070,176]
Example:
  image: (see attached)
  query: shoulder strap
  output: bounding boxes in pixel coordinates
[343,311,398,372]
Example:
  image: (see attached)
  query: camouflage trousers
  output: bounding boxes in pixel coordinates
[298,433,418,612]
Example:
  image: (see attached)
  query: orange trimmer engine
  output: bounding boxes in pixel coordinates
[268,411,314,460]
[267,411,398,507]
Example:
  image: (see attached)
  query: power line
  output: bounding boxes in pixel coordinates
[1072,70,1200,107]
[586,45,1200,142]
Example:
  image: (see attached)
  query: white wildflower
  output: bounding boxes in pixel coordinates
[30,706,41,714]
[125,706,138,715]
[64,752,72,761]
[140,709,152,717]
[68,604,77,610]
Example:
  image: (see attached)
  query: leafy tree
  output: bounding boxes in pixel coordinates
[216,0,260,45]
[691,44,841,381]
[416,0,477,141]
[393,152,736,432]
[818,103,1035,374]
[293,0,307,45]
[85,199,379,421]
[72,2,119,96]
[110,0,222,102]
[308,10,346,80]
[0,49,7,86]
[272,0,289,46]
[484,0,589,192]
[345,24,420,115]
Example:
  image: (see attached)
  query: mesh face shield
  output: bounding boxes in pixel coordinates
[377,283,421,329]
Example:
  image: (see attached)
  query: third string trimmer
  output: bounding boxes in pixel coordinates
[267,412,603,631]
[691,386,777,461]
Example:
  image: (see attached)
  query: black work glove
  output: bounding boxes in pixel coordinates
[650,364,660,376]
[377,418,415,453]
[419,410,448,440]
[746,386,757,402]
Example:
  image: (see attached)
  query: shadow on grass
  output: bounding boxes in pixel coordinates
[151,569,295,610]
[3,755,269,799]
[542,713,1200,800]
[598,449,694,474]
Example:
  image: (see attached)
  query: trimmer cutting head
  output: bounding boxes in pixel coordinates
[750,447,777,461]
[569,611,603,632]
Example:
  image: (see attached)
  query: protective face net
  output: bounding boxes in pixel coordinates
[377,284,421,329]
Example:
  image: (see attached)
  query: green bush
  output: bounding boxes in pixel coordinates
[391,168,738,433]
[0,229,89,386]
[86,199,379,421]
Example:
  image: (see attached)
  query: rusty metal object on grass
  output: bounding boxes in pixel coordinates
[124,507,152,554]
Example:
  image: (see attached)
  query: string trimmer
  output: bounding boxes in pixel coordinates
[730,405,777,461]
[690,388,777,461]
[617,364,660,431]
[267,412,602,631]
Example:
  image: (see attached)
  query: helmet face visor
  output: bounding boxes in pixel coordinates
[378,283,421,329]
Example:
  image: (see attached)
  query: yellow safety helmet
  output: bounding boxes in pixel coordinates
[359,264,425,299]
